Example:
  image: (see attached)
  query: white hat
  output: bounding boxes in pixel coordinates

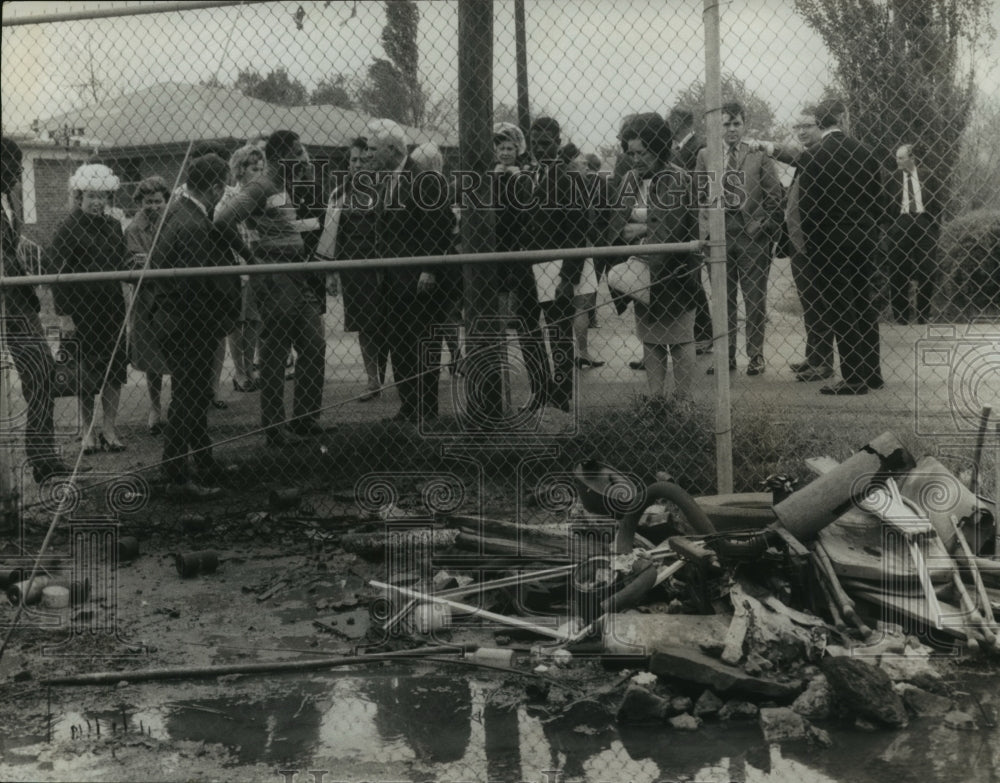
[69,163,120,192]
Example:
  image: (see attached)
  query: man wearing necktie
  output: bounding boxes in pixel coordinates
[696,102,783,376]
[887,143,940,324]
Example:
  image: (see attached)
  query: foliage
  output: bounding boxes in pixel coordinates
[951,89,1000,214]
[357,1,425,126]
[310,74,357,109]
[793,0,994,216]
[233,67,307,107]
[673,72,778,137]
[939,208,1000,316]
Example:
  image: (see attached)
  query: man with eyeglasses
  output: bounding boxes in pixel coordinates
[752,108,834,381]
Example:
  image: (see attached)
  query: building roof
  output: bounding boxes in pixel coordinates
[38,82,451,151]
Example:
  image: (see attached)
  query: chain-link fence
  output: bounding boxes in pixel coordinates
[2,0,998,528]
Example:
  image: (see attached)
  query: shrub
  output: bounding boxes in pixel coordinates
[939,209,1000,318]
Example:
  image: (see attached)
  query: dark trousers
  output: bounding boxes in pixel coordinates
[723,219,772,360]
[258,301,326,429]
[509,273,574,410]
[887,214,938,323]
[692,281,713,345]
[810,227,883,387]
[160,329,216,483]
[790,250,834,368]
[4,311,59,472]
[383,290,441,422]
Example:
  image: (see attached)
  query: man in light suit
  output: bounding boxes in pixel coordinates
[799,100,888,395]
[886,143,941,324]
[697,102,783,376]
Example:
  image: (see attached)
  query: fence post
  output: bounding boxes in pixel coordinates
[514,0,531,140]
[703,0,734,493]
[458,0,503,425]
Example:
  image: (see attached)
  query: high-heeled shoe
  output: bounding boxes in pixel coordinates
[99,434,126,453]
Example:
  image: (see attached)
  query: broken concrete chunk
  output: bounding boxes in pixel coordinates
[616,685,670,724]
[721,601,750,665]
[792,674,833,721]
[602,614,729,656]
[668,713,702,731]
[896,683,953,717]
[630,671,658,687]
[820,657,908,727]
[943,710,979,731]
[759,707,810,743]
[719,700,759,721]
[808,724,834,748]
[669,696,693,716]
[878,653,946,694]
[650,647,802,701]
[694,689,724,718]
[549,698,612,729]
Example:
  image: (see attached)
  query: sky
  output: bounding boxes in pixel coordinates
[2,0,998,155]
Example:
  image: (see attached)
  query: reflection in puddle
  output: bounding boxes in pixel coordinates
[7,670,998,782]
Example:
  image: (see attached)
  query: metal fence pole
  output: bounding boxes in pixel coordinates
[703,0,734,493]
[458,0,504,425]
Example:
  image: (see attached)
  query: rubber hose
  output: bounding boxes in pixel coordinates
[616,481,717,553]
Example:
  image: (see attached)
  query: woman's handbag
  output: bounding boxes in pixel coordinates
[607,255,651,306]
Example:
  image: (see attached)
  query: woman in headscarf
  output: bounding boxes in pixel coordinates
[50,163,129,453]
[124,176,170,435]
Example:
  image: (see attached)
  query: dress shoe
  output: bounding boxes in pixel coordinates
[820,381,868,396]
[165,480,222,502]
[746,354,765,376]
[265,427,306,447]
[789,360,811,373]
[575,357,605,369]
[99,434,127,453]
[628,360,646,371]
[706,359,737,375]
[288,419,324,437]
[358,387,381,402]
[795,365,834,382]
[867,376,885,390]
[211,399,228,410]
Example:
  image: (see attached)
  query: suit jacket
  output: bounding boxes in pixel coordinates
[1,189,40,318]
[887,166,941,225]
[696,142,782,242]
[149,195,241,339]
[375,158,456,300]
[799,130,889,237]
[671,132,704,172]
[521,159,589,289]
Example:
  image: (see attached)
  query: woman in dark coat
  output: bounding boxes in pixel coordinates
[50,163,129,452]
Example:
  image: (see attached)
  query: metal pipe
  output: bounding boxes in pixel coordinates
[1,1,272,27]
[703,0,733,494]
[1,241,703,288]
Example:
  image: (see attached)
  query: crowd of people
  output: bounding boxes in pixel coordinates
[0,99,935,496]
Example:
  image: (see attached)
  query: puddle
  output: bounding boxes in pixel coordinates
[2,669,997,782]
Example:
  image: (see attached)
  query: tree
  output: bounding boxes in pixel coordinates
[234,67,308,106]
[793,0,994,215]
[673,73,777,138]
[310,74,356,108]
[356,1,425,125]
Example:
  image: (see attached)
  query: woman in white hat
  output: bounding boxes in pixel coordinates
[50,163,129,453]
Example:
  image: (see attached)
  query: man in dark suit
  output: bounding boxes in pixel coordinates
[668,106,712,355]
[757,108,835,381]
[366,119,455,425]
[799,100,889,395]
[697,102,783,376]
[518,116,588,412]
[1,136,81,484]
[151,154,242,499]
[886,143,941,324]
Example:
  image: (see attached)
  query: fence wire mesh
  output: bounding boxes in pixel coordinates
[1,1,999,777]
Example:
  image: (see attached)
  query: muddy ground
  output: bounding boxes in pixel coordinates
[2,485,999,783]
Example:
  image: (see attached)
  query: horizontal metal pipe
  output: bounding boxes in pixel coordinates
[1,0,272,27]
[1,241,703,288]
